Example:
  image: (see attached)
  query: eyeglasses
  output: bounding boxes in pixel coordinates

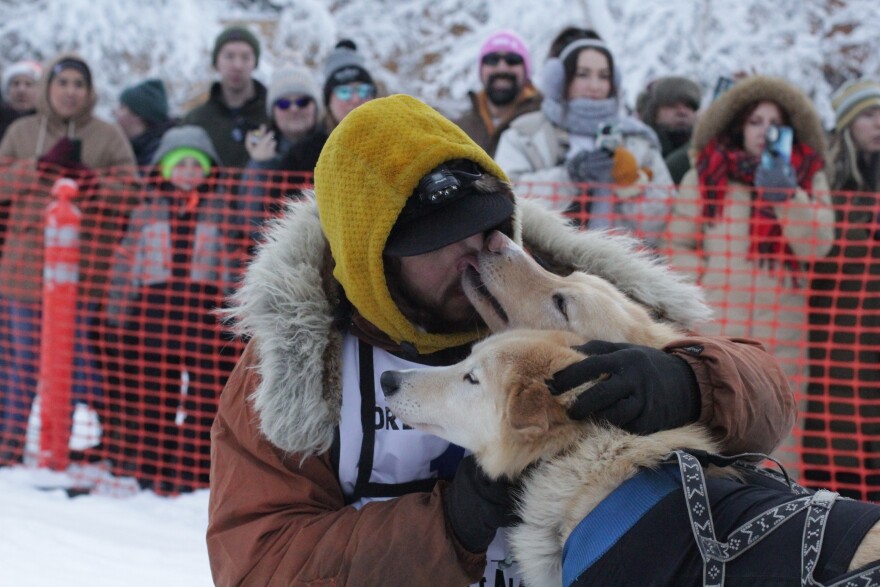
[275,96,313,110]
[332,83,376,102]
[481,52,525,67]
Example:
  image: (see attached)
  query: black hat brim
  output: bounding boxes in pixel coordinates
[384,191,514,257]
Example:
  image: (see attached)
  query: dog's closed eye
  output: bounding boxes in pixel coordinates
[464,372,480,385]
[552,293,569,321]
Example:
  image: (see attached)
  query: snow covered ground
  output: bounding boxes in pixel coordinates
[0,465,212,587]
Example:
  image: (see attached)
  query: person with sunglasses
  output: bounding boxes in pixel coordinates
[451,29,541,157]
[322,39,379,130]
[241,65,328,231]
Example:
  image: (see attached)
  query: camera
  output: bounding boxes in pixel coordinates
[761,124,793,169]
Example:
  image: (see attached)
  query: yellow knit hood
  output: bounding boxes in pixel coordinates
[315,94,519,355]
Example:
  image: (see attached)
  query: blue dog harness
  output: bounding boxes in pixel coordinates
[562,450,880,587]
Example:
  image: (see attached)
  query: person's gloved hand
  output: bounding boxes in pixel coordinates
[37,137,96,187]
[444,455,520,553]
[38,137,86,170]
[549,340,701,435]
[754,154,797,202]
[610,146,640,186]
[567,149,614,184]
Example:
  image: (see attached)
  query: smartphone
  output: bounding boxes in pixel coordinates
[761,125,793,169]
[711,76,735,101]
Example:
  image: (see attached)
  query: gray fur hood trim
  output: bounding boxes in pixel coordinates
[691,75,827,158]
[228,194,712,456]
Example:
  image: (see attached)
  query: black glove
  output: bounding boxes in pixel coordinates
[566,149,614,184]
[549,340,701,435]
[754,154,797,202]
[444,455,519,553]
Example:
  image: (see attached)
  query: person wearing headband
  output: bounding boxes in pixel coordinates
[103,125,240,493]
[206,94,793,586]
[0,53,137,464]
[494,27,673,248]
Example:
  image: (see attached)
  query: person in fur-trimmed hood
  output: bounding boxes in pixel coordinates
[207,94,794,586]
[664,75,835,411]
[0,53,138,463]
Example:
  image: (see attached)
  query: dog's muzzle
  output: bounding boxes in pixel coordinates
[380,370,403,397]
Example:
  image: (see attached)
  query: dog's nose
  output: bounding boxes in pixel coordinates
[380,370,402,397]
[486,230,511,254]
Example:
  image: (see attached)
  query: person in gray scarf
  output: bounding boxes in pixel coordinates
[494,27,672,248]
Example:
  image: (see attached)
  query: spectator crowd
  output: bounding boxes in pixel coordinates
[0,22,877,509]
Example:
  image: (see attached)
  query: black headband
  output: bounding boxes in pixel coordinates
[51,58,92,88]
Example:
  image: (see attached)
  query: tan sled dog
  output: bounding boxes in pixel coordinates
[380,231,880,586]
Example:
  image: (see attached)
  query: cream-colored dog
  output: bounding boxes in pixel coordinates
[381,231,880,586]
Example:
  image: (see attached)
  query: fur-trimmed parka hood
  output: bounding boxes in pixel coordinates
[227,195,712,457]
[691,75,827,158]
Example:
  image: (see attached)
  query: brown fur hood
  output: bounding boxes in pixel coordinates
[691,75,827,158]
[227,195,713,456]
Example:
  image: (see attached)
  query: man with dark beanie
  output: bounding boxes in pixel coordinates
[183,24,269,168]
[114,78,176,167]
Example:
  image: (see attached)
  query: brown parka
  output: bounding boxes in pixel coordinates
[0,53,138,304]
[208,194,795,586]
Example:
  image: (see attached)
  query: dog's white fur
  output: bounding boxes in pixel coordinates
[383,231,880,586]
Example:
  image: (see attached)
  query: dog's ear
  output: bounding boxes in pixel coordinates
[507,380,561,436]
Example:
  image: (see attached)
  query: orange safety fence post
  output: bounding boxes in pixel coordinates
[37,178,82,471]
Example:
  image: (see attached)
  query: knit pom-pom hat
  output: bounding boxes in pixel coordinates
[315,94,520,354]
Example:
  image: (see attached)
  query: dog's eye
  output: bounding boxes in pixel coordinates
[464,372,479,385]
[552,293,569,320]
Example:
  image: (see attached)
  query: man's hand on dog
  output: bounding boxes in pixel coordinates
[549,341,701,435]
[444,455,520,553]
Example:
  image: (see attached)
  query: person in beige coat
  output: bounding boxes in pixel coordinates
[0,53,137,463]
[664,76,835,473]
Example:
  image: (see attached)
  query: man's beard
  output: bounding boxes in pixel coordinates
[486,73,520,106]
[659,126,693,149]
[386,266,485,334]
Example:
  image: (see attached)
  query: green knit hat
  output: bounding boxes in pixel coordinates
[160,147,213,180]
[119,79,169,125]
[212,25,261,67]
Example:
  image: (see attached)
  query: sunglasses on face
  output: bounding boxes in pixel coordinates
[481,52,525,67]
[332,83,377,102]
[275,96,313,110]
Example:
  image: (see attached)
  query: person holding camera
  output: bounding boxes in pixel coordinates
[664,76,835,470]
[494,27,672,247]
